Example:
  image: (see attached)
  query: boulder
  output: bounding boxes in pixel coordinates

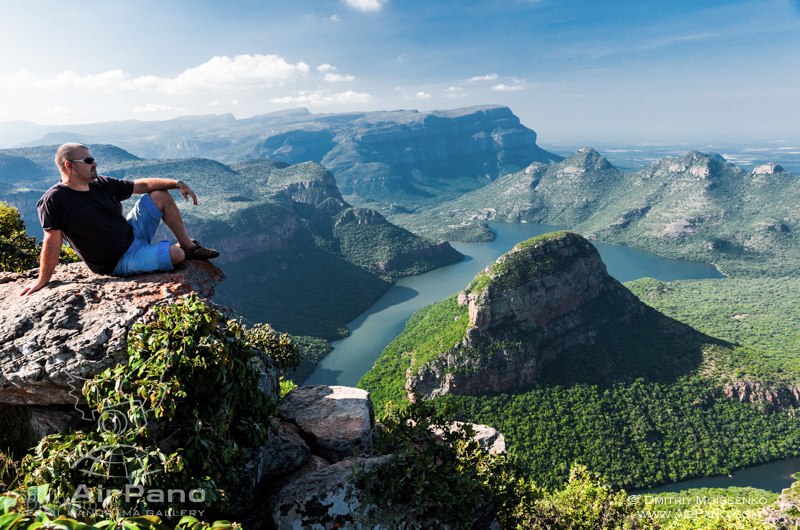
[272,456,459,530]
[278,385,374,462]
[251,419,312,485]
[430,421,506,455]
[0,261,224,406]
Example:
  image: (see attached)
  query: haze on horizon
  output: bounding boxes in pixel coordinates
[1,0,799,145]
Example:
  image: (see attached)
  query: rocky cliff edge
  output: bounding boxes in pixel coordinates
[0,261,224,406]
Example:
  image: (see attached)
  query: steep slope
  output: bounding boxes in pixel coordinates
[319,105,561,210]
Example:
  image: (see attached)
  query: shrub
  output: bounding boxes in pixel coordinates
[16,295,284,521]
[0,202,39,272]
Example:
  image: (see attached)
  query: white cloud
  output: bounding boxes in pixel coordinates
[343,0,386,12]
[270,90,373,105]
[317,64,355,82]
[470,73,498,82]
[10,54,310,95]
[331,14,341,22]
[444,86,466,97]
[492,83,524,92]
[209,100,220,106]
[324,73,355,82]
[415,91,431,99]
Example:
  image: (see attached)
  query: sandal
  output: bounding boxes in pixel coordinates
[182,240,220,260]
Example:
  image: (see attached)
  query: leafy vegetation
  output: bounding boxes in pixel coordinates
[359,295,469,408]
[0,202,39,272]
[641,487,776,529]
[0,202,79,273]
[628,277,800,384]
[0,492,241,530]
[362,401,654,529]
[437,377,800,491]
[12,295,291,522]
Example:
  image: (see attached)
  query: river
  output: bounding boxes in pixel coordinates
[640,457,800,494]
[304,222,723,387]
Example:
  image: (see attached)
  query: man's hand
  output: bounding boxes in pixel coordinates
[20,229,62,296]
[132,178,199,205]
[176,180,198,205]
[20,278,50,296]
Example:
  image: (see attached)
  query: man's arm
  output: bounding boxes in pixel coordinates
[132,178,198,205]
[20,229,63,296]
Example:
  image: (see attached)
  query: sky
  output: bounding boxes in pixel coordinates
[1,0,799,144]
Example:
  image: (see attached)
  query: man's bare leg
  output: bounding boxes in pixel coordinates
[149,190,193,264]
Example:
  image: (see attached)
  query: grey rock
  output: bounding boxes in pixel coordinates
[0,261,224,406]
[257,420,311,482]
[272,456,458,530]
[279,385,374,462]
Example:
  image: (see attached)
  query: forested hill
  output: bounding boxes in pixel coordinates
[360,231,800,491]
[0,145,462,339]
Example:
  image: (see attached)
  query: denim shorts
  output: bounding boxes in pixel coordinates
[112,194,173,276]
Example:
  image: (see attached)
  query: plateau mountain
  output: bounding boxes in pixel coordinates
[4,105,562,213]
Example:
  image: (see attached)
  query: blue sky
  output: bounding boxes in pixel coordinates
[1,0,798,143]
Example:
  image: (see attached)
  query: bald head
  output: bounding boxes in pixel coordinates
[54,143,89,175]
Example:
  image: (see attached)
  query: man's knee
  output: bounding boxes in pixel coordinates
[149,190,174,211]
[170,244,185,265]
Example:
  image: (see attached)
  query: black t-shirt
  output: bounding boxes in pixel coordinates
[37,176,135,274]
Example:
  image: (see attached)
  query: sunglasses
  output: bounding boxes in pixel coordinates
[69,157,95,165]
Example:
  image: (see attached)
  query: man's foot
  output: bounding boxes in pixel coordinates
[181,240,220,260]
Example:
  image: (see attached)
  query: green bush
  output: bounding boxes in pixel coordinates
[0,202,39,272]
[16,295,283,521]
[0,491,241,530]
[0,201,80,273]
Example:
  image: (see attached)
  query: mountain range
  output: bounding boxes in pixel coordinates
[397,147,800,276]
[1,105,562,214]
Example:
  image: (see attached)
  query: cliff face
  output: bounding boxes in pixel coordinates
[406,232,649,400]
[321,106,562,210]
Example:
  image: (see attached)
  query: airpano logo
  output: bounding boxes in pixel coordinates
[45,369,208,515]
[65,370,162,480]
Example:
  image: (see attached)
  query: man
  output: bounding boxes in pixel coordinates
[21,143,218,296]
